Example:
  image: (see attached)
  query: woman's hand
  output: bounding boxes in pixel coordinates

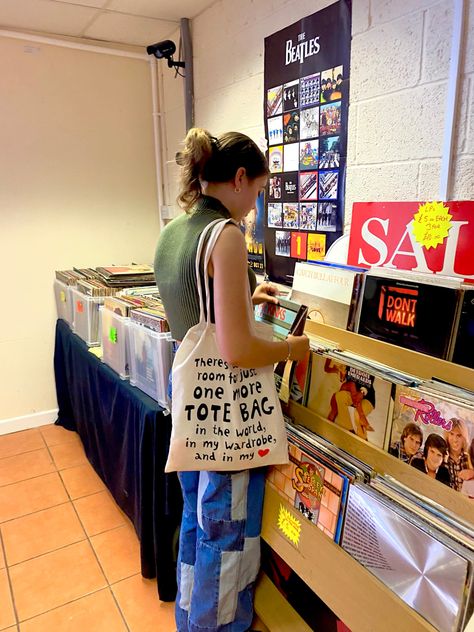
[286,333,310,362]
[252,281,281,306]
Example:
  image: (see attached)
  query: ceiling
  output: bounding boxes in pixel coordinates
[0,0,217,48]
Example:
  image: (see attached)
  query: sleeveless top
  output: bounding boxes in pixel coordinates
[153,195,257,341]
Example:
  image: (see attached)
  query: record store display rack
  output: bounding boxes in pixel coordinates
[253,320,474,632]
[55,267,474,631]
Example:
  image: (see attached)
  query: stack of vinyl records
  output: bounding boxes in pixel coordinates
[293,341,474,498]
[95,264,155,287]
[104,292,169,333]
[129,306,169,334]
[371,474,474,551]
[56,267,113,295]
[118,285,161,298]
[291,344,421,450]
[277,418,474,631]
[388,379,474,497]
[76,278,117,297]
[341,476,474,632]
[354,267,466,360]
[267,421,371,544]
[74,267,112,296]
[55,265,156,297]
[55,269,87,286]
[290,260,367,331]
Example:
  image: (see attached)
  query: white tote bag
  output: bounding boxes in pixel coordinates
[165,218,289,472]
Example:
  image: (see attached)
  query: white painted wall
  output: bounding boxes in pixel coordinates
[162,0,474,226]
[0,35,159,428]
[159,26,186,212]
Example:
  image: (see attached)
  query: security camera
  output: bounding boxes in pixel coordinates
[146,40,176,60]
[146,40,185,70]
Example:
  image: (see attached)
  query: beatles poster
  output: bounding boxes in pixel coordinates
[264,1,351,285]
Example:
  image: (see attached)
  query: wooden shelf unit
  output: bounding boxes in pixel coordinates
[254,572,311,632]
[255,320,474,631]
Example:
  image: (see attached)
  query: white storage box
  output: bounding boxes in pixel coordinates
[71,287,104,346]
[54,280,74,326]
[129,320,173,408]
[101,308,130,379]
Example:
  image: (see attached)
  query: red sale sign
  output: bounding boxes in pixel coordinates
[347,201,474,280]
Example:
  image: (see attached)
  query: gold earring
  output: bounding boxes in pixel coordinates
[234,187,241,193]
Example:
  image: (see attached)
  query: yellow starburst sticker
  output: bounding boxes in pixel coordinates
[412,201,452,249]
[277,504,301,546]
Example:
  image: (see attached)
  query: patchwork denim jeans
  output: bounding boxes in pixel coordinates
[176,468,266,632]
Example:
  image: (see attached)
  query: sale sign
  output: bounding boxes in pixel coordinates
[347,201,474,280]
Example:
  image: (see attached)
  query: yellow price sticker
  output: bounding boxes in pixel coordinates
[277,503,301,546]
[412,201,452,249]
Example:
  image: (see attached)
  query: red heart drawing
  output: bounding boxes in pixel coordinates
[258,449,269,457]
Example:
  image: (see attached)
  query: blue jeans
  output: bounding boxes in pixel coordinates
[175,469,266,632]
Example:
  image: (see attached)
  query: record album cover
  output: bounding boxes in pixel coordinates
[452,286,474,370]
[356,273,462,359]
[267,436,348,541]
[291,261,365,330]
[306,352,394,448]
[255,296,308,403]
[389,384,474,495]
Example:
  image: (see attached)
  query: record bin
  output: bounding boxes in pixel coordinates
[101,308,130,379]
[128,320,173,408]
[54,279,74,326]
[70,287,104,347]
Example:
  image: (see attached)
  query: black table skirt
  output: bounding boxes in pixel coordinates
[53,318,182,601]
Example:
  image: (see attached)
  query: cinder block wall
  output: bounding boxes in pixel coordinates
[346,0,474,226]
[164,0,474,225]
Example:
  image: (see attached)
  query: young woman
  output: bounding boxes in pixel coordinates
[154,128,309,632]
[444,418,474,492]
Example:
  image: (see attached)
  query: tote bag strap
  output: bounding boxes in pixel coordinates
[194,218,234,326]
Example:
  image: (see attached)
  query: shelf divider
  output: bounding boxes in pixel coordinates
[254,572,312,632]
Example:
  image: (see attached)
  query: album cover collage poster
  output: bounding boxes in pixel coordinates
[263,1,351,284]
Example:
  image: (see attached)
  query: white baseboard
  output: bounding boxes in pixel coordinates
[0,409,58,436]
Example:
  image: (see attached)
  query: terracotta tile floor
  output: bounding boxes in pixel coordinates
[0,425,176,631]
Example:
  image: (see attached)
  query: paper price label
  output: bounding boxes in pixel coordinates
[109,327,118,344]
[59,291,66,302]
[277,503,301,546]
[76,301,84,313]
[412,201,452,249]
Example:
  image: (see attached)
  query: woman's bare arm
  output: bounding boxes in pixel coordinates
[211,224,308,368]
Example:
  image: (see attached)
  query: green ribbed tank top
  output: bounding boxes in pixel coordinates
[154,195,256,341]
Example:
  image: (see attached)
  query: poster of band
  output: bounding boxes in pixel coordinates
[263,0,351,285]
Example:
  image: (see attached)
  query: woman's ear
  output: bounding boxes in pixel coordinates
[234,166,246,189]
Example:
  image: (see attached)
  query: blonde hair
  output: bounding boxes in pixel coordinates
[445,417,470,453]
[176,128,213,212]
[176,127,269,212]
